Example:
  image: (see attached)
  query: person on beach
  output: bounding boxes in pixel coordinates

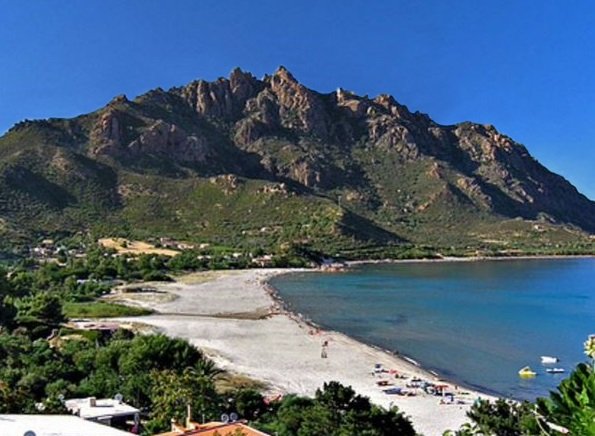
[321,340,328,358]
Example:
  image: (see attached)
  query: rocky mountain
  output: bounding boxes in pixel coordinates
[0,66,593,255]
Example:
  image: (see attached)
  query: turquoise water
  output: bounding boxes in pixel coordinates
[270,258,595,400]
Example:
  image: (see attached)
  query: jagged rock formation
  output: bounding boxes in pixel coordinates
[0,66,593,252]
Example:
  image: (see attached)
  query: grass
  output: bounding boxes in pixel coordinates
[98,237,180,257]
[215,372,267,394]
[172,270,243,284]
[63,301,152,318]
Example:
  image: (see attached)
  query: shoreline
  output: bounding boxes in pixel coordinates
[345,253,595,266]
[263,269,503,399]
[270,255,595,401]
[110,268,496,435]
[270,254,595,399]
[263,271,430,371]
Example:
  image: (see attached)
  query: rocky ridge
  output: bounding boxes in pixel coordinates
[0,66,593,251]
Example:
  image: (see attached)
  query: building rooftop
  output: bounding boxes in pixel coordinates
[155,421,269,436]
[0,414,134,436]
[65,397,139,421]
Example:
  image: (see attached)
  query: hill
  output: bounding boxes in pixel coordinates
[1,67,593,256]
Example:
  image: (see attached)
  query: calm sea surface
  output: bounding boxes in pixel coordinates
[270,258,595,400]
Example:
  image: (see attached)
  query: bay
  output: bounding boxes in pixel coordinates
[270,258,595,400]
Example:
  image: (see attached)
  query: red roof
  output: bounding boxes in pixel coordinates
[155,421,269,436]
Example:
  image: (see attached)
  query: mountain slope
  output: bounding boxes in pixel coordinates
[0,67,593,254]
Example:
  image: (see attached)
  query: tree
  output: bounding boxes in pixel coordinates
[452,398,537,436]
[148,366,220,430]
[232,389,268,421]
[258,381,414,436]
[15,292,65,337]
[0,267,16,328]
[119,334,205,374]
[263,395,319,435]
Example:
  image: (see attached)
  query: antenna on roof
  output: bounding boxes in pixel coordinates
[24,432,37,436]
[220,413,230,423]
[114,393,123,404]
[230,412,238,422]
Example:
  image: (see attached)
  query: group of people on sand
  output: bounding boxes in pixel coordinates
[372,363,470,405]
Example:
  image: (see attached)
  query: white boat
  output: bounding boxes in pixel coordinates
[540,356,559,364]
[546,368,565,374]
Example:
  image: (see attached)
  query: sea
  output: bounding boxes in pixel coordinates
[270,258,595,400]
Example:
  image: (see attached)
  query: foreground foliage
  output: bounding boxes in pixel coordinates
[256,381,415,435]
[0,328,414,435]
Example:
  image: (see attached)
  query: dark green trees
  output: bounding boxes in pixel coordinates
[453,399,537,436]
[15,292,65,337]
[148,366,221,431]
[258,381,415,436]
[0,267,16,327]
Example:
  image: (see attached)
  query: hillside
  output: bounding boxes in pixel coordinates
[0,67,593,256]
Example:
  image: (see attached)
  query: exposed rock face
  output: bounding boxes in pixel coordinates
[234,89,281,145]
[128,121,210,163]
[290,160,322,188]
[90,108,123,155]
[177,68,261,119]
[456,176,493,209]
[90,112,211,164]
[266,66,330,137]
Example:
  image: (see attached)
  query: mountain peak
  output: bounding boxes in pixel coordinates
[109,94,129,105]
[229,67,252,80]
[272,65,298,83]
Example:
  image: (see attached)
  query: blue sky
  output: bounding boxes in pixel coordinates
[1,1,594,198]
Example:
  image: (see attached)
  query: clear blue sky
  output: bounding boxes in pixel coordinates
[1,1,594,199]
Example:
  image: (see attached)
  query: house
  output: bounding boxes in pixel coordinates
[0,414,135,436]
[319,258,347,272]
[153,407,269,436]
[65,396,140,430]
[251,255,273,267]
[155,420,269,436]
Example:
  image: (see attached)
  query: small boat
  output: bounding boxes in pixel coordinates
[518,366,537,377]
[541,356,559,364]
[546,368,565,374]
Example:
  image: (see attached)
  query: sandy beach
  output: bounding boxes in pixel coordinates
[112,268,494,436]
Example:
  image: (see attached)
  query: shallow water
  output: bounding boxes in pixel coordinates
[270,258,595,400]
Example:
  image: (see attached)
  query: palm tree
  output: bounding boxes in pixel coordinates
[193,358,223,380]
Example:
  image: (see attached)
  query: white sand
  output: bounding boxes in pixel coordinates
[114,269,494,436]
